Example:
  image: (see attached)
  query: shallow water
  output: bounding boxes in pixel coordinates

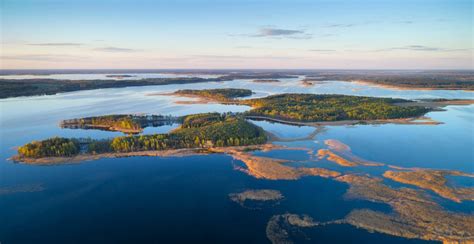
[0,75,472,243]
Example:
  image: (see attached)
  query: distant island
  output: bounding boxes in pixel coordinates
[252,79,281,83]
[173,88,252,102]
[105,74,136,78]
[0,72,296,99]
[60,114,178,134]
[301,70,474,90]
[15,113,267,161]
[2,70,473,99]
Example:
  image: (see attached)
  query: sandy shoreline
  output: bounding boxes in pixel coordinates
[245,115,442,126]
[9,144,286,165]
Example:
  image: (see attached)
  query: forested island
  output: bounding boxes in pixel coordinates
[171,89,432,122]
[173,88,253,102]
[60,114,178,134]
[0,77,226,99]
[0,72,295,99]
[252,79,281,83]
[242,94,430,122]
[16,113,267,159]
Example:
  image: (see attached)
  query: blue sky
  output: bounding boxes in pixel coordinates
[1,0,472,69]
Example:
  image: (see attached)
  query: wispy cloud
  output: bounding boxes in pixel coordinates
[376,45,471,52]
[28,42,84,46]
[324,24,356,28]
[254,28,304,37]
[309,49,336,52]
[94,47,140,52]
[1,54,86,61]
[245,28,312,39]
[191,54,300,60]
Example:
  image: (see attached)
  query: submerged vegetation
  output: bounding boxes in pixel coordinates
[17,113,267,158]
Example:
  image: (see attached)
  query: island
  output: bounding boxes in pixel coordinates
[0,71,296,99]
[0,77,228,99]
[173,88,253,102]
[170,89,434,123]
[252,79,281,83]
[60,114,178,134]
[14,113,267,161]
[105,74,136,78]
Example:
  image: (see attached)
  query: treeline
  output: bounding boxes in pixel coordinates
[18,113,267,158]
[242,94,430,122]
[0,77,228,99]
[174,88,252,101]
[60,114,178,132]
[302,71,474,90]
[18,137,80,158]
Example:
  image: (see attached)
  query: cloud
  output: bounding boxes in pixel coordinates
[254,28,304,36]
[246,28,312,39]
[28,42,84,46]
[309,49,336,52]
[94,47,139,52]
[1,54,86,61]
[191,54,300,60]
[324,24,355,28]
[376,45,471,52]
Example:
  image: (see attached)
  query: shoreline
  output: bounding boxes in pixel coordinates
[245,115,442,126]
[351,80,474,92]
[9,144,285,165]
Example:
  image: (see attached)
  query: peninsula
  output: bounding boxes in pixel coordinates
[14,113,267,162]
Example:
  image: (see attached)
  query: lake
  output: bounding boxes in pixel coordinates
[0,74,472,243]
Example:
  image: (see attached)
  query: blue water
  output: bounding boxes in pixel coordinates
[0,76,472,243]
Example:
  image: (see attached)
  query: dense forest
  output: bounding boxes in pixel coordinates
[0,77,227,99]
[242,94,431,122]
[18,113,267,158]
[169,89,432,122]
[60,114,178,133]
[174,88,252,101]
[18,137,80,158]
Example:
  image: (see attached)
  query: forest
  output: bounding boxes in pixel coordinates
[60,114,178,133]
[17,137,80,158]
[169,89,432,122]
[18,113,267,158]
[0,77,227,99]
[301,70,474,90]
[242,94,431,122]
[174,88,253,101]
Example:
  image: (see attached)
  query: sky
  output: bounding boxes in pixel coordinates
[1,0,472,69]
